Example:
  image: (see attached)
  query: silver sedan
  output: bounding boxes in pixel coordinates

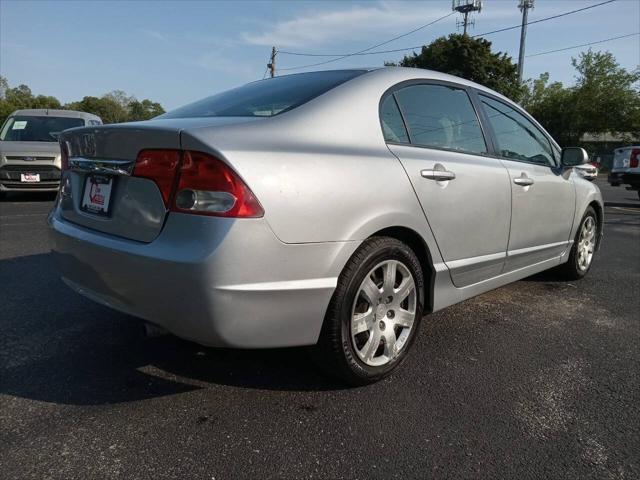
[49,67,603,385]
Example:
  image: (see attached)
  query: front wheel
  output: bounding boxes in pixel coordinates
[313,237,424,386]
[556,207,599,280]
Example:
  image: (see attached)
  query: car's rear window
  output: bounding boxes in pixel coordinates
[160,70,367,119]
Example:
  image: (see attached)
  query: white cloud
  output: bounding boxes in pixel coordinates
[242,1,514,48]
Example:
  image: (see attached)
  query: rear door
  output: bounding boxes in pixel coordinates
[476,93,575,271]
[385,82,512,287]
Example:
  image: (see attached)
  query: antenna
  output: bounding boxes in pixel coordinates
[452,0,483,35]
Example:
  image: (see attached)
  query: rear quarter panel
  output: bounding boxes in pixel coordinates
[179,71,443,264]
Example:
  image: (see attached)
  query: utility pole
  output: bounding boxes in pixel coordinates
[517,0,534,83]
[267,47,276,78]
[452,0,482,36]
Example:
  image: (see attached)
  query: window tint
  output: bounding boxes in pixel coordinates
[380,95,409,143]
[394,84,487,155]
[160,70,366,119]
[480,95,554,166]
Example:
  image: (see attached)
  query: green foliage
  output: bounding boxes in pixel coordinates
[392,34,523,100]
[0,75,165,125]
[521,50,640,146]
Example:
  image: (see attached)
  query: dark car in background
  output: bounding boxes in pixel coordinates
[608,146,640,199]
[0,109,102,195]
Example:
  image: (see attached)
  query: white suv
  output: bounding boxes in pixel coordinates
[608,146,640,200]
[0,109,102,194]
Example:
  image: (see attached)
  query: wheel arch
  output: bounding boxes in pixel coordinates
[370,226,436,313]
[588,200,604,250]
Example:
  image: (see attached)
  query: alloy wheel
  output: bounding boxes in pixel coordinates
[350,260,417,367]
[577,215,596,271]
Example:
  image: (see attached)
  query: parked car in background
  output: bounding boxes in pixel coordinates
[574,162,598,181]
[0,109,102,194]
[608,146,640,199]
[49,68,603,385]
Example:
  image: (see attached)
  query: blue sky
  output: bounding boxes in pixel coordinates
[1,0,638,110]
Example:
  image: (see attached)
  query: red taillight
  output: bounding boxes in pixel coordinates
[630,148,640,168]
[172,151,264,218]
[132,149,264,218]
[133,149,181,206]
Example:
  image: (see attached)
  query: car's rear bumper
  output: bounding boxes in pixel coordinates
[48,208,358,348]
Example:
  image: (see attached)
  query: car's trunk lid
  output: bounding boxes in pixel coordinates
[57,124,180,242]
[56,117,264,243]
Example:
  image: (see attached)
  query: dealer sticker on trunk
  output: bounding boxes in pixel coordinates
[81,174,113,216]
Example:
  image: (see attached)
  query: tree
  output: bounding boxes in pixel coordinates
[391,34,523,100]
[521,73,576,145]
[65,92,164,123]
[0,77,166,125]
[128,99,165,121]
[522,50,640,146]
[571,50,640,141]
[64,95,124,124]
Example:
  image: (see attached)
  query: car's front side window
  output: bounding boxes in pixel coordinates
[479,95,554,166]
[393,84,487,155]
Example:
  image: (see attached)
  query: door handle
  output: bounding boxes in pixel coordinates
[513,175,534,186]
[421,169,456,181]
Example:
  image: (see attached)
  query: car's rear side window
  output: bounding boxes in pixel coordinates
[380,95,409,143]
[479,95,554,166]
[393,84,487,155]
[160,70,367,118]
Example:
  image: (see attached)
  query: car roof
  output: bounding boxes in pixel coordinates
[10,109,102,121]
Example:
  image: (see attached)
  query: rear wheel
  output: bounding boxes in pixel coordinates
[313,237,424,386]
[556,207,598,280]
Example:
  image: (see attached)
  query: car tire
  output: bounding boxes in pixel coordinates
[556,206,599,280]
[312,236,424,386]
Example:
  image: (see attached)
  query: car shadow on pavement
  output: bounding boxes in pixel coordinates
[0,191,58,203]
[0,253,345,406]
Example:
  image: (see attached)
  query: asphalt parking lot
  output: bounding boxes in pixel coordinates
[1,189,639,479]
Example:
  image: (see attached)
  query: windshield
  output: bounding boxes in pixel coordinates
[159,70,367,119]
[0,116,85,142]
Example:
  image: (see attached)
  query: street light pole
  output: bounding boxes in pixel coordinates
[517,0,534,83]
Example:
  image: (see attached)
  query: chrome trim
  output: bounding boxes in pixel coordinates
[446,251,506,271]
[507,240,570,258]
[421,169,456,181]
[68,157,135,176]
[513,176,534,186]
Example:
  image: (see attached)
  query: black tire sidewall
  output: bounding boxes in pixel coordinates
[336,239,424,381]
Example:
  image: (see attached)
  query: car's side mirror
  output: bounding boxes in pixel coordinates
[561,147,589,167]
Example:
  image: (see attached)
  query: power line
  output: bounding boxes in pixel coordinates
[277,11,455,71]
[277,0,617,61]
[471,0,615,38]
[526,32,640,57]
